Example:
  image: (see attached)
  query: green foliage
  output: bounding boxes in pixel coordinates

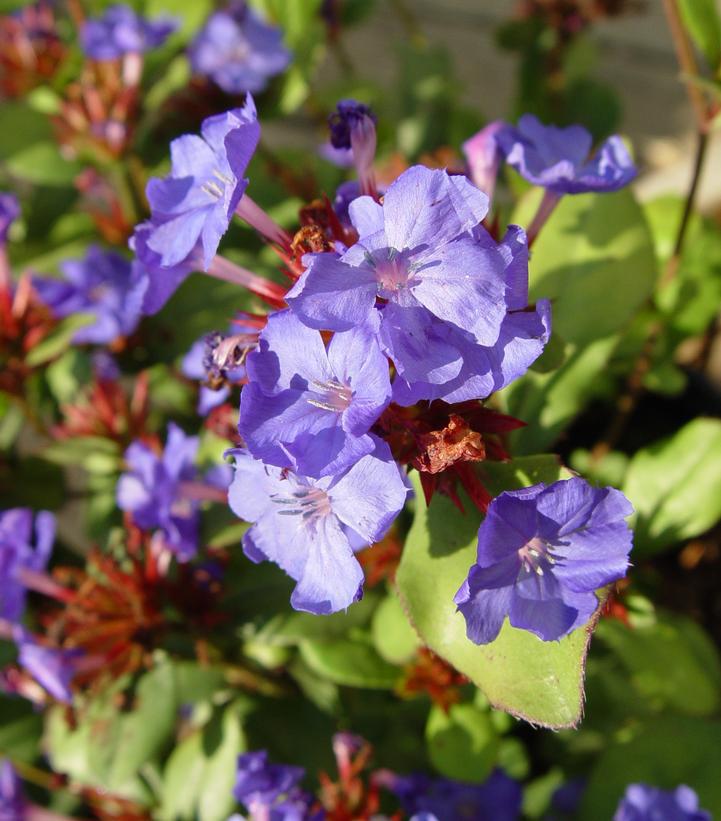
[503,188,657,453]
[595,612,721,716]
[623,418,721,555]
[425,702,499,783]
[371,591,420,665]
[250,0,325,113]
[299,635,400,689]
[580,716,721,819]
[25,315,94,367]
[679,0,721,72]
[160,700,249,821]
[47,664,180,804]
[518,189,658,347]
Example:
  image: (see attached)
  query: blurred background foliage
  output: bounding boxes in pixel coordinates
[2,0,721,819]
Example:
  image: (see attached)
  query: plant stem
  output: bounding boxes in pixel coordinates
[662,0,710,133]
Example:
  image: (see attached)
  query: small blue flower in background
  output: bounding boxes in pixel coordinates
[240,310,392,478]
[14,627,80,705]
[145,97,260,270]
[455,477,634,644]
[462,120,504,200]
[328,100,377,152]
[189,4,290,95]
[80,4,177,60]
[228,443,409,615]
[0,193,20,245]
[495,114,637,195]
[0,759,24,819]
[0,508,55,623]
[379,769,522,821]
[233,750,318,820]
[117,423,203,561]
[32,246,148,345]
[613,783,711,821]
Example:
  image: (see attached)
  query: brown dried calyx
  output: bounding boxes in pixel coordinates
[413,413,486,474]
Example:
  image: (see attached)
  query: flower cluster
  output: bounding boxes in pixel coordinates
[116,423,230,561]
[80,5,177,61]
[189,3,290,94]
[33,245,147,345]
[130,92,637,639]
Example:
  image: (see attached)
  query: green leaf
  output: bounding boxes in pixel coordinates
[6,142,83,186]
[160,700,247,821]
[425,702,499,783]
[0,101,52,161]
[371,591,420,665]
[299,635,400,689]
[580,716,721,819]
[501,336,617,454]
[397,459,598,729]
[250,0,325,113]
[514,188,657,347]
[0,693,43,762]
[25,315,94,367]
[595,613,721,716]
[259,590,380,646]
[47,664,180,802]
[623,418,721,554]
[46,349,93,404]
[679,0,721,71]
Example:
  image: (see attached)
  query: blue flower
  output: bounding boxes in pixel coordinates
[145,98,260,270]
[462,121,504,200]
[287,167,548,402]
[455,477,634,644]
[0,759,24,819]
[495,115,637,194]
[116,424,201,561]
[613,783,711,821]
[389,225,551,405]
[0,508,55,623]
[228,443,409,614]
[328,100,377,151]
[189,6,290,94]
[287,165,496,367]
[33,246,148,345]
[14,627,80,704]
[0,193,20,245]
[381,769,521,821]
[234,751,318,820]
[80,4,177,60]
[130,218,202,315]
[240,310,392,478]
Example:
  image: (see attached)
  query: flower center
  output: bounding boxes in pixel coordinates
[201,169,233,201]
[517,536,555,577]
[306,377,353,412]
[371,248,411,295]
[270,485,332,521]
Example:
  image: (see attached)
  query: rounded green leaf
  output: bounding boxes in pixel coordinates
[580,716,721,820]
[299,636,400,689]
[371,591,420,665]
[426,702,499,783]
[623,418,721,555]
[514,188,657,347]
